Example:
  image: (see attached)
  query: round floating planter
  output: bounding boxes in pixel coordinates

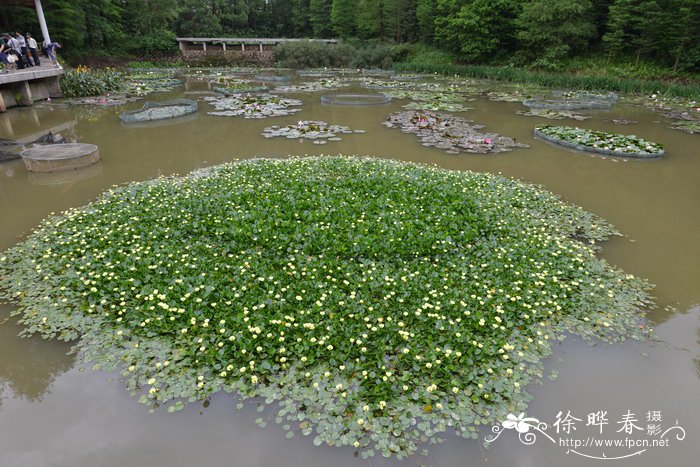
[534,125,664,159]
[320,93,392,106]
[119,99,198,123]
[21,143,99,172]
[212,85,269,95]
[523,98,611,111]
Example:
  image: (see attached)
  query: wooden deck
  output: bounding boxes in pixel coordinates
[0,63,64,112]
[0,63,63,86]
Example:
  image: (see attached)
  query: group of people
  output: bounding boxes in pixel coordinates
[0,31,60,73]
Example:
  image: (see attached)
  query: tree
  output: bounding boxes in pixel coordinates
[435,0,521,61]
[356,0,383,39]
[416,0,437,42]
[603,0,662,65]
[516,0,597,63]
[383,0,418,42]
[290,0,312,37]
[309,0,333,37]
[331,0,356,38]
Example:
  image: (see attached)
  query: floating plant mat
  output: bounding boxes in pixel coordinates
[204,94,302,118]
[516,108,591,121]
[383,90,474,113]
[603,118,638,125]
[523,98,612,111]
[254,74,292,82]
[669,120,700,134]
[0,156,653,459]
[274,78,352,93]
[403,100,473,113]
[212,85,269,94]
[385,111,528,154]
[63,95,140,107]
[320,93,392,106]
[662,110,700,134]
[124,78,182,97]
[360,77,469,94]
[262,120,363,142]
[551,90,618,101]
[535,125,664,158]
[125,70,178,81]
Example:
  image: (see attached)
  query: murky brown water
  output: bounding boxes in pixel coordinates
[0,73,698,466]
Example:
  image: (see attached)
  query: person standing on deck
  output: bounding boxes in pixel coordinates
[7,34,24,69]
[0,39,13,73]
[15,32,29,67]
[26,33,40,66]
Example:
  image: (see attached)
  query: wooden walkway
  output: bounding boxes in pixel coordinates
[177,37,337,52]
[0,62,64,112]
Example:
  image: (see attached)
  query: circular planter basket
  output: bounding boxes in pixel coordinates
[120,99,198,123]
[523,98,611,111]
[320,93,392,106]
[21,143,100,172]
[534,128,664,159]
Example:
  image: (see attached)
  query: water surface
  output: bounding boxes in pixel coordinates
[0,73,697,466]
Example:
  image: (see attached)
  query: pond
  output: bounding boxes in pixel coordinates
[0,70,698,467]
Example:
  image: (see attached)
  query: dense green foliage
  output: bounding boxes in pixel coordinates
[0,157,651,458]
[59,67,123,97]
[535,125,665,157]
[273,41,394,69]
[3,0,698,71]
[394,56,700,98]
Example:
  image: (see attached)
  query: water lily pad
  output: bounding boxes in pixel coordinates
[0,156,653,459]
[204,94,302,119]
[261,121,358,141]
[535,125,664,158]
[384,111,528,154]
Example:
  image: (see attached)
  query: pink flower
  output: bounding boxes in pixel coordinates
[485,138,493,144]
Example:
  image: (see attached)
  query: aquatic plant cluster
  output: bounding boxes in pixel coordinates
[0,157,652,458]
[262,121,363,143]
[385,111,528,154]
[516,108,591,121]
[535,125,664,158]
[274,78,352,93]
[204,94,303,118]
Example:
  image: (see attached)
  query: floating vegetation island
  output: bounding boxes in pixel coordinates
[516,108,591,121]
[0,157,652,459]
[535,125,664,158]
[274,78,352,93]
[262,121,363,143]
[385,111,528,154]
[204,94,303,118]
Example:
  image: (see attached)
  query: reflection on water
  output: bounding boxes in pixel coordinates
[0,307,74,408]
[0,72,698,466]
[27,161,104,187]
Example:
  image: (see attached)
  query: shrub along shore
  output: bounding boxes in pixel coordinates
[393,62,700,99]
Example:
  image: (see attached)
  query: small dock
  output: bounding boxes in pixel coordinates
[0,63,64,112]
